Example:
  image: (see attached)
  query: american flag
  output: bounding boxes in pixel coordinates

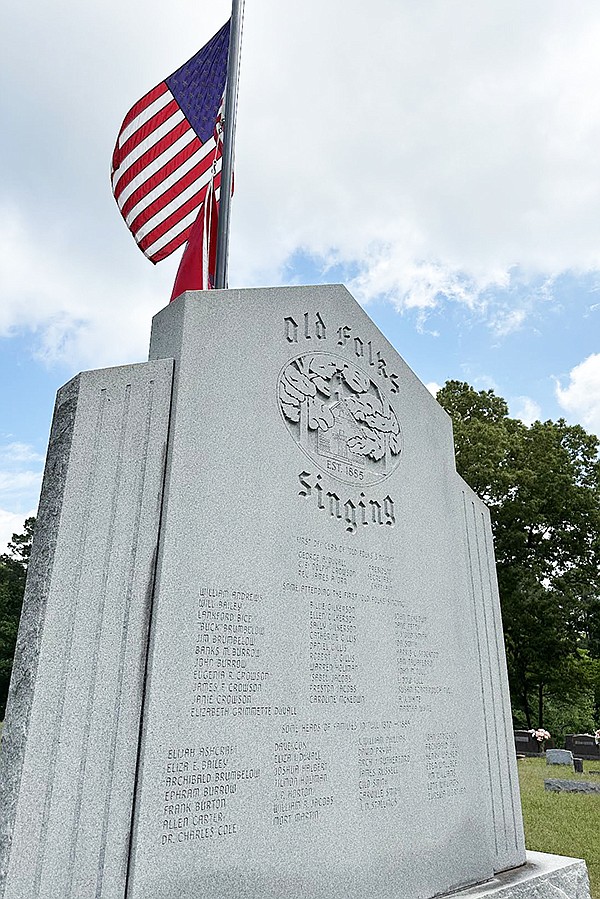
[111,20,230,265]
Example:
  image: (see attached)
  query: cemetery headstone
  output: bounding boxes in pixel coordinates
[565,735,600,761]
[573,759,584,774]
[546,749,574,766]
[0,287,591,899]
[514,730,541,756]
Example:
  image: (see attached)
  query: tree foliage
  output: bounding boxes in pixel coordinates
[437,381,600,735]
[0,517,34,718]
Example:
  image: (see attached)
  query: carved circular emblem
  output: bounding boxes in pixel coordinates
[277,352,402,486]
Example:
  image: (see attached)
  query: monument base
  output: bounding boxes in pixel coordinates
[450,852,590,899]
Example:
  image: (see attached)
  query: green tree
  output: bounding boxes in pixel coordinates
[0,517,35,718]
[437,381,600,735]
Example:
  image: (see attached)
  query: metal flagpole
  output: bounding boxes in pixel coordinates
[214,0,245,290]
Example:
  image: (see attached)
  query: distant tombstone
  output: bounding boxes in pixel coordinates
[573,758,584,774]
[514,730,541,756]
[565,734,600,761]
[0,287,591,899]
[546,749,574,766]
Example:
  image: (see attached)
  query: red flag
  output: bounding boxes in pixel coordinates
[170,178,219,299]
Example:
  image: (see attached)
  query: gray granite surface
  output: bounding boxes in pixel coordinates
[125,286,525,899]
[0,360,173,899]
[0,375,79,895]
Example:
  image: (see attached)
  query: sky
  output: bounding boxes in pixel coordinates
[1,0,600,550]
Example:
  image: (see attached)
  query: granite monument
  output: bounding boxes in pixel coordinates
[0,286,591,899]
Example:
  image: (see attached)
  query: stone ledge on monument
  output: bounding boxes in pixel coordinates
[0,359,174,899]
[448,852,590,899]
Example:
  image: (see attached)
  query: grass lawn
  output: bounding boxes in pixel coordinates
[518,756,600,898]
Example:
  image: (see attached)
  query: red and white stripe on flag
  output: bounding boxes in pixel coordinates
[111,83,222,264]
[111,19,230,268]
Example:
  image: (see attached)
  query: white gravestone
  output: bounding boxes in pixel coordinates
[0,286,590,899]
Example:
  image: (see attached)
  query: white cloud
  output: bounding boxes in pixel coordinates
[0,471,42,494]
[490,308,528,338]
[0,205,175,369]
[232,0,600,311]
[0,443,44,465]
[511,396,542,426]
[0,442,44,527]
[425,382,442,397]
[346,247,494,314]
[459,366,501,394]
[555,354,600,437]
[2,0,600,356]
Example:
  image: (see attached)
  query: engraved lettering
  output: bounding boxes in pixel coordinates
[272,737,334,826]
[315,313,327,340]
[367,340,375,367]
[425,733,466,801]
[343,500,357,535]
[298,471,312,497]
[284,316,299,343]
[159,743,255,845]
[383,496,395,526]
[337,325,351,346]
[304,312,312,340]
[191,590,271,719]
[330,325,400,390]
[377,352,387,378]
[369,499,382,525]
[308,601,364,704]
[326,490,341,520]
[358,493,368,526]
[297,471,395,534]
[285,313,327,343]
[315,474,325,509]
[357,732,410,811]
